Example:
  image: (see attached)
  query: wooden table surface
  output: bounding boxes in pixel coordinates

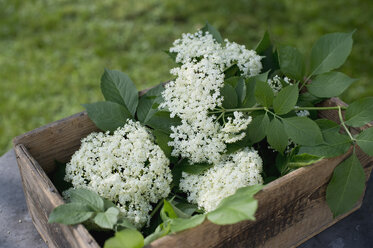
[0,149,372,248]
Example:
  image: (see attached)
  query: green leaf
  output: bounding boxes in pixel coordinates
[104,229,144,248]
[144,224,169,246]
[116,218,137,231]
[288,153,324,168]
[299,133,351,158]
[207,185,263,225]
[326,153,365,217]
[201,22,223,43]
[283,117,323,146]
[173,201,198,217]
[145,111,181,134]
[345,97,373,127]
[246,113,270,143]
[69,188,105,212]
[278,46,305,80]
[83,102,132,132]
[160,200,178,222]
[235,77,246,105]
[224,64,240,78]
[179,160,213,175]
[356,127,373,156]
[241,72,269,108]
[93,207,119,230]
[255,31,279,73]
[273,84,299,115]
[307,72,356,98]
[137,84,164,123]
[103,198,117,210]
[310,32,354,76]
[152,129,172,157]
[48,203,94,225]
[101,69,138,116]
[255,81,274,107]
[221,83,238,109]
[299,119,351,158]
[266,118,288,153]
[170,214,206,233]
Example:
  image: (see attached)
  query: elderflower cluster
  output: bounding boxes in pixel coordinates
[65,120,172,228]
[161,30,262,164]
[267,75,292,93]
[179,148,263,212]
[170,31,262,76]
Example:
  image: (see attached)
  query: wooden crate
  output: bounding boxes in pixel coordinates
[13,97,373,248]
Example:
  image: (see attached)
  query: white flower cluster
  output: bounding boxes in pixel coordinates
[179,148,263,212]
[161,30,262,164]
[296,109,310,117]
[65,120,172,228]
[170,31,262,76]
[267,75,292,93]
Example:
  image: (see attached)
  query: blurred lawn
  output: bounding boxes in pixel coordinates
[1,0,372,155]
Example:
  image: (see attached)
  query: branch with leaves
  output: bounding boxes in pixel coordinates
[47,23,373,248]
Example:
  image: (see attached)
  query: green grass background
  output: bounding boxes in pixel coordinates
[1,0,372,155]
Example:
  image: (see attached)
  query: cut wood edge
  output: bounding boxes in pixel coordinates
[14,144,100,248]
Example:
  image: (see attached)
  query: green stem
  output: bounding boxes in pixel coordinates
[214,105,347,114]
[338,106,355,142]
[150,199,164,218]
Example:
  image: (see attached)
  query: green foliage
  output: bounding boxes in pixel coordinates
[48,203,94,225]
[201,22,223,44]
[287,153,324,168]
[83,101,132,132]
[69,188,105,212]
[273,84,299,115]
[169,214,206,233]
[152,129,172,157]
[94,207,120,230]
[255,31,279,74]
[137,84,165,123]
[356,127,373,156]
[101,69,138,116]
[206,185,263,225]
[144,111,181,133]
[104,229,144,248]
[282,117,323,146]
[266,118,288,153]
[309,32,354,76]
[278,46,305,80]
[345,97,373,127]
[246,113,270,143]
[326,152,365,217]
[307,72,356,98]
[48,188,134,232]
[221,83,238,109]
[178,160,214,175]
[255,81,274,107]
[299,119,351,158]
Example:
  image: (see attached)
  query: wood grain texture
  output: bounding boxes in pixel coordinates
[15,144,99,248]
[13,97,373,248]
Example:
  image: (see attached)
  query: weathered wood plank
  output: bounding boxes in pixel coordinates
[15,144,100,248]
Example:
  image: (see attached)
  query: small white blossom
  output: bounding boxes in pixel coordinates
[65,120,172,228]
[296,110,310,117]
[179,148,263,212]
[267,75,293,93]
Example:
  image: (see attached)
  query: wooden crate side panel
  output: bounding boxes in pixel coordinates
[15,145,99,248]
[149,152,352,248]
[13,113,99,174]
